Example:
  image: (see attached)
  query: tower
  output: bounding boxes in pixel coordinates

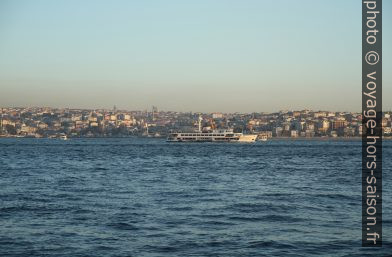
[198,115,202,132]
[152,106,158,121]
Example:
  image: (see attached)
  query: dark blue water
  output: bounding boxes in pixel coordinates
[0,138,391,256]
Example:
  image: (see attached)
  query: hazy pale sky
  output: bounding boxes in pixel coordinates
[0,0,391,112]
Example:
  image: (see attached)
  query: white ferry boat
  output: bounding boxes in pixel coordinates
[167,115,257,143]
[167,130,257,142]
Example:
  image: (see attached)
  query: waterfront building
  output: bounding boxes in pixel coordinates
[274,127,283,137]
[331,120,346,130]
[291,130,299,138]
[318,120,330,133]
[382,118,388,128]
[305,130,315,138]
[306,122,315,131]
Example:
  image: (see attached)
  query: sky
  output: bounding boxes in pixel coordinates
[0,0,391,113]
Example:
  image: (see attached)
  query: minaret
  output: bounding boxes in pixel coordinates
[198,115,202,132]
[152,106,158,121]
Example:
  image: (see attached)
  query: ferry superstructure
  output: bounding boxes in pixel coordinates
[167,130,257,142]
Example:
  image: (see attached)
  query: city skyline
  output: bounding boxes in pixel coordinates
[2,106,388,139]
[1,0,392,112]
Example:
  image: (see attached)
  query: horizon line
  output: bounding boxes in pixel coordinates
[0,105,369,114]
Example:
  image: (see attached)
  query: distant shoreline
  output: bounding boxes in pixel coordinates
[1,136,391,141]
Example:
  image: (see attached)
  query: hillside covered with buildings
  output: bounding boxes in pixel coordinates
[1,107,391,139]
